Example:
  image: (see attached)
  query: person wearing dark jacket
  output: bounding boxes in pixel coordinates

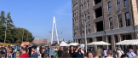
[58,47,63,57]
[69,46,76,58]
[74,46,83,58]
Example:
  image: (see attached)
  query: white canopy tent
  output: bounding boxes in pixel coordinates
[87,41,111,45]
[69,43,79,46]
[116,40,138,45]
[59,41,69,46]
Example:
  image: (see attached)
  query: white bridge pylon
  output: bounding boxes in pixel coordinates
[51,16,59,44]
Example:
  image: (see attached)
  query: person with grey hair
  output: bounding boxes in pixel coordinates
[106,50,113,58]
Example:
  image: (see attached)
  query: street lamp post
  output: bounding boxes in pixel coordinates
[84,19,87,53]
[4,19,9,43]
[22,29,24,42]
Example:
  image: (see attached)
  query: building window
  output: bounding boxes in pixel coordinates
[88,1,90,9]
[109,17,113,29]
[85,3,87,10]
[94,0,101,5]
[82,5,83,11]
[89,38,93,43]
[89,24,91,32]
[125,12,130,26]
[83,15,85,23]
[124,0,128,7]
[117,0,121,9]
[79,39,81,44]
[85,14,87,21]
[108,2,112,13]
[123,35,132,40]
[115,36,118,43]
[96,21,103,32]
[118,14,123,27]
[75,29,77,34]
[95,7,102,18]
[88,12,90,20]
[74,29,77,36]
[108,36,112,50]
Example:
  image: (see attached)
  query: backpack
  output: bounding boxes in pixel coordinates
[17,46,20,51]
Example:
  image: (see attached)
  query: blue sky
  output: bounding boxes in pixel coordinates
[0,0,73,41]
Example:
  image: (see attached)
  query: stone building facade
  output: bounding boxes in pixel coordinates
[72,0,138,50]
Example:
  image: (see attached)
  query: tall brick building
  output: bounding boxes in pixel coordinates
[72,0,138,50]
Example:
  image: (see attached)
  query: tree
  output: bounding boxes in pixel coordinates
[10,28,34,43]
[0,11,6,24]
[0,11,34,43]
[0,24,5,42]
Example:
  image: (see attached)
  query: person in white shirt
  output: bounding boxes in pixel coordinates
[117,48,124,58]
[127,49,136,58]
[36,46,40,58]
[106,50,113,58]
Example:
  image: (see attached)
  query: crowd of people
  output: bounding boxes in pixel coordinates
[0,43,138,58]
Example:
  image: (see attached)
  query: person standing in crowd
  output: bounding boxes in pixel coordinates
[49,47,55,58]
[69,46,76,58]
[91,48,95,55]
[61,47,71,58]
[126,46,130,54]
[117,48,124,58]
[127,49,136,58]
[19,47,29,58]
[0,51,5,58]
[87,51,93,58]
[40,48,45,58]
[96,46,102,58]
[84,53,88,58]
[13,46,16,58]
[16,43,20,58]
[106,50,113,58]
[136,46,138,54]
[39,44,42,54]
[31,46,38,58]
[45,47,49,57]
[7,49,12,58]
[4,46,7,58]
[74,46,83,58]
[113,50,117,58]
[93,54,99,58]
[121,54,129,58]
[58,47,63,58]
[103,48,107,58]
[28,44,32,57]
[36,46,40,58]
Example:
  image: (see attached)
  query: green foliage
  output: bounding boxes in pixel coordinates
[0,11,34,43]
